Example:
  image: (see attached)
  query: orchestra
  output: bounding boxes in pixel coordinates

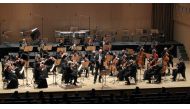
[1,34,187,89]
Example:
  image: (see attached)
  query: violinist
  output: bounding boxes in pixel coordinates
[4,62,19,89]
[14,56,25,79]
[148,49,158,68]
[34,62,48,88]
[143,61,162,84]
[124,60,137,85]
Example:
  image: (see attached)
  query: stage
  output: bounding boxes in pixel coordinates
[0,59,189,94]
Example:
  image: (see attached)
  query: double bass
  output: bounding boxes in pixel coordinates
[136,48,146,68]
[162,52,170,74]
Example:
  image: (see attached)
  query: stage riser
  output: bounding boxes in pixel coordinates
[0,42,183,59]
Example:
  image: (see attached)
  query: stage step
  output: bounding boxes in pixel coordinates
[177,45,189,61]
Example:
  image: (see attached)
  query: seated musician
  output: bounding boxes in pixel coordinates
[57,39,65,47]
[64,62,72,84]
[172,58,186,81]
[118,49,127,59]
[124,60,137,85]
[147,49,159,68]
[117,58,127,81]
[144,61,162,84]
[70,61,79,86]
[60,59,68,82]
[14,57,25,79]
[44,56,56,78]
[34,62,48,88]
[38,40,49,58]
[4,64,19,89]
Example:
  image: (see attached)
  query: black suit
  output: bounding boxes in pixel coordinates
[172,62,186,81]
[94,54,105,83]
[124,63,137,84]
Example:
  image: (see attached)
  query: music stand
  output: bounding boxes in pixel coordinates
[73,46,82,51]
[85,46,96,51]
[79,61,90,86]
[23,46,33,87]
[103,44,112,51]
[42,45,52,57]
[57,47,66,53]
[100,69,109,89]
[43,45,52,51]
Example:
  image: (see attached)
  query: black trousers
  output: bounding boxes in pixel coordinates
[94,68,102,83]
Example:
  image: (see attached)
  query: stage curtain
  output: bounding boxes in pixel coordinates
[152,3,174,41]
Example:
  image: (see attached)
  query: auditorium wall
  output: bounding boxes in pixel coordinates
[0,3,152,42]
[174,3,190,58]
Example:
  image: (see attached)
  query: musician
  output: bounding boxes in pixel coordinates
[38,40,49,58]
[80,56,90,78]
[118,49,127,59]
[143,62,162,84]
[172,58,186,81]
[124,60,137,85]
[14,57,25,79]
[64,62,72,84]
[34,62,48,88]
[57,39,65,47]
[4,63,19,89]
[148,49,159,68]
[44,56,56,78]
[94,49,105,84]
[162,51,169,76]
[70,61,79,86]
[162,46,174,75]
[117,57,127,81]
[20,38,27,48]
[60,59,68,82]
[136,47,146,68]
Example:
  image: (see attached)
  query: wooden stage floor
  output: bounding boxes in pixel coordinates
[0,59,190,94]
